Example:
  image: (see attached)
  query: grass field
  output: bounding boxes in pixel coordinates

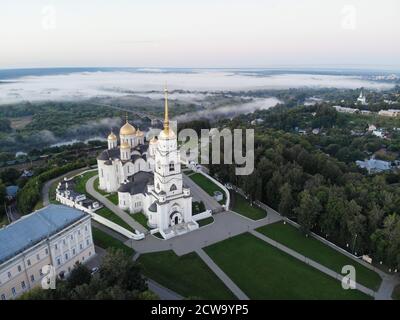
[132,212,150,230]
[198,216,214,227]
[107,193,119,205]
[73,170,97,194]
[256,222,382,291]
[231,191,267,220]
[189,173,225,204]
[95,207,134,232]
[138,250,236,299]
[92,227,134,256]
[205,233,371,300]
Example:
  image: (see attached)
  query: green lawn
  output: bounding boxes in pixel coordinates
[132,212,150,230]
[231,191,267,220]
[138,250,236,299]
[107,193,119,205]
[256,222,382,291]
[95,207,135,232]
[73,170,97,194]
[189,173,226,204]
[205,233,371,300]
[392,284,400,300]
[198,216,214,227]
[92,227,134,256]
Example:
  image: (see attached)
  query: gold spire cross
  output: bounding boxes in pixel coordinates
[164,85,169,133]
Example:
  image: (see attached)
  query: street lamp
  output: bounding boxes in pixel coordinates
[352,234,358,254]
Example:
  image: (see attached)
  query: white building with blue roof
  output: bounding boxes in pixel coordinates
[0,204,95,300]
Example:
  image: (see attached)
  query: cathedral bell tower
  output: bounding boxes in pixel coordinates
[153,87,182,197]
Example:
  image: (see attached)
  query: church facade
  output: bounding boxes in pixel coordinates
[97,88,198,239]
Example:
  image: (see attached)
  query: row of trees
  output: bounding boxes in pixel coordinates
[16,160,88,214]
[20,249,156,300]
[210,127,400,269]
[240,104,400,162]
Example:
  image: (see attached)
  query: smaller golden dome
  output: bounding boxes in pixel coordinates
[120,121,136,136]
[108,132,117,140]
[120,141,130,149]
[136,128,144,137]
[150,136,158,144]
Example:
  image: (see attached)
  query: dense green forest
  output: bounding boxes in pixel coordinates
[210,107,400,269]
[241,104,400,163]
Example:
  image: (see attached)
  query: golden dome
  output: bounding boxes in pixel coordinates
[136,128,144,137]
[108,132,117,140]
[159,127,176,140]
[120,141,130,149]
[120,121,136,136]
[150,136,158,144]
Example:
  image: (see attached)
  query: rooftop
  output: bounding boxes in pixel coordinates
[0,205,87,265]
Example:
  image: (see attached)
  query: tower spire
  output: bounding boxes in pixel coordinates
[163,85,169,133]
[125,112,129,123]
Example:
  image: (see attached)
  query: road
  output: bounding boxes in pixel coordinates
[130,210,282,256]
[42,166,90,206]
[6,204,21,222]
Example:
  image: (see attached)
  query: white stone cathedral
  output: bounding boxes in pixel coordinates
[97,88,198,239]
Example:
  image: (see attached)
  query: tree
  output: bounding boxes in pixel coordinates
[278,183,294,217]
[67,262,91,289]
[99,248,147,293]
[0,168,20,185]
[0,180,6,217]
[295,191,322,234]
[20,249,149,300]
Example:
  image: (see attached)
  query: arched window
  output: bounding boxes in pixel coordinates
[169,162,175,172]
[170,184,177,191]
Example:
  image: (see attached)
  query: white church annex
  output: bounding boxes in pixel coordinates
[97,88,198,239]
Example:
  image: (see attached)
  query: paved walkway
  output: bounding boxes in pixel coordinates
[183,174,222,211]
[375,273,400,300]
[250,230,375,297]
[196,248,249,300]
[86,175,147,233]
[130,210,282,256]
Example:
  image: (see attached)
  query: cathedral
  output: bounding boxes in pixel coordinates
[97,88,198,239]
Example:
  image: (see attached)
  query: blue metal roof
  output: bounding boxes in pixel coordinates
[0,205,86,264]
[6,185,19,197]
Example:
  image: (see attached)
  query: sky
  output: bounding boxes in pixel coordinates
[1,0,400,69]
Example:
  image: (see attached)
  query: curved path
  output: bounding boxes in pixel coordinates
[42,167,90,206]
[86,175,147,233]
